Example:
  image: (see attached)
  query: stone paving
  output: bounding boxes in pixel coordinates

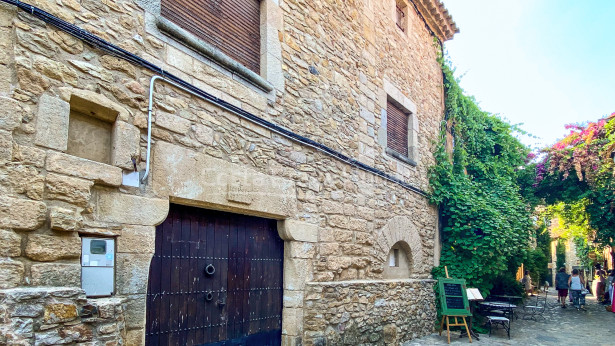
[405,290,615,346]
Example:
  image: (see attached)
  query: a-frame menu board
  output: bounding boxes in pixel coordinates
[438,278,471,316]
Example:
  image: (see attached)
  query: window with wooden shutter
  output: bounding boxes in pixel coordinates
[161,0,261,74]
[395,0,408,32]
[387,100,409,157]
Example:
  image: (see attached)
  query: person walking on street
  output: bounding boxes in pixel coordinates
[522,270,533,296]
[594,264,606,303]
[607,270,615,305]
[568,269,586,311]
[555,267,570,308]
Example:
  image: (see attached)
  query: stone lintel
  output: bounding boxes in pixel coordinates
[46,152,123,187]
[60,87,130,122]
[153,141,297,219]
[94,190,169,226]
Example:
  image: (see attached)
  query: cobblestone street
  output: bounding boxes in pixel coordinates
[406,290,615,345]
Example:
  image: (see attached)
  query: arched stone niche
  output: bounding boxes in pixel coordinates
[383,241,413,279]
[376,216,424,276]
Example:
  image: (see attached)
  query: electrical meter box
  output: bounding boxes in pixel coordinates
[81,237,115,297]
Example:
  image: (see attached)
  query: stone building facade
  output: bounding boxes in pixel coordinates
[0,0,456,344]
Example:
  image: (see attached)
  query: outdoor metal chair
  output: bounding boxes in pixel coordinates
[486,315,510,339]
[522,289,548,322]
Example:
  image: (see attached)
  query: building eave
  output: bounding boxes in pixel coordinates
[412,0,459,41]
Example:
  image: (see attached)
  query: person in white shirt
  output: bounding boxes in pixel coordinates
[568,269,586,311]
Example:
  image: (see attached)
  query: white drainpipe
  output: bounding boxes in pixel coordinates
[141,75,204,184]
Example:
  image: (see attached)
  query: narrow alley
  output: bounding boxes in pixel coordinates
[406,291,615,345]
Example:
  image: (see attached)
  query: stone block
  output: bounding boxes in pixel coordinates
[0,258,24,288]
[166,45,194,75]
[48,30,84,54]
[286,241,316,259]
[0,2,16,27]
[115,253,152,295]
[155,111,191,134]
[43,303,78,323]
[33,55,78,85]
[111,121,141,170]
[59,324,94,343]
[123,295,146,329]
[68,60,113,83]
[12,144,46,168]
[0,64,10,94]
[8,165,44,200]
[0,196,46,230]
[34,94,70,151]
[45,173,94,207]
[125,329,144,346]
[100,55,136,78]
[0,129,12,165]
[283,258,312,291]
[277,219,318,242]
[11,304,44,318]
[31,263,80,287]
[117,225,155,254]
[0,229,21,257]
[283,289,304,308]
[153,142,296,218]
[193,123,214,145]
[95,191,168,226]
[281,335,303,346]
[25,233,81,262]
[49,206,83,232]
[281,307,303,336]
[262,52,284,92]
[0,96,24,131]
[46,151,122,187]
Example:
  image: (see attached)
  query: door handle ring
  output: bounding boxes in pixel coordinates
[204,264,215,276]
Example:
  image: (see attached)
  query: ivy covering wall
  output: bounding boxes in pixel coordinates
[430,60,534,294]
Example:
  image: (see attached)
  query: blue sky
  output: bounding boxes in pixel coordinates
[440,0,615,149]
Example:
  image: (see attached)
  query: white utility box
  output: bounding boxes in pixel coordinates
[81,237,115,297]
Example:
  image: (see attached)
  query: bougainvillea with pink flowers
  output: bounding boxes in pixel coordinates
[544,115,614,182]
[532,112,615,249]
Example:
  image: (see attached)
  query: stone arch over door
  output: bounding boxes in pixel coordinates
[376,216,424,275]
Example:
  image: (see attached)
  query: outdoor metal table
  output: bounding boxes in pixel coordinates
[491,295,522,302]
[479,302,517,320]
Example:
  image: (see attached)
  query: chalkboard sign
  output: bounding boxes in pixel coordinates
[438,278,470,316]
[443,283,463,296]
[445,296,465,309]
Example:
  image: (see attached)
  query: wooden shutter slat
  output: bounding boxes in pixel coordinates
[162,0,261,74]
[161,4,259,51]
[161,9,260,72]
[161,9,260,58]
[165,1,260,40]
[387,101,409,157]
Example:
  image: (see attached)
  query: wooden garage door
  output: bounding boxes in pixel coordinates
[145,204,283,346]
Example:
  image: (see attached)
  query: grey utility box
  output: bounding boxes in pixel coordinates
[81,237,115,297]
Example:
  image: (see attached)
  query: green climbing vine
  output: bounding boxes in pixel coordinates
[430,59,534,295]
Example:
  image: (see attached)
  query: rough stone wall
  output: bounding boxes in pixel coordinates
[0,0,446,344]
[302,280,437,345]
[279,0,444,190]
[0,287,125,345]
